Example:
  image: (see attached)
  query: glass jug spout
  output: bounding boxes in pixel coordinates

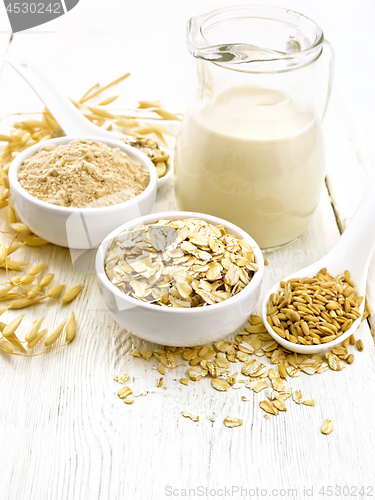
[187,6,325,73]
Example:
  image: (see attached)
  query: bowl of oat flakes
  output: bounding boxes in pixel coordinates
[96,212,264,346]
[8,136,158,248]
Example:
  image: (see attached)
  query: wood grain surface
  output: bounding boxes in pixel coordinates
[1,2,375,499]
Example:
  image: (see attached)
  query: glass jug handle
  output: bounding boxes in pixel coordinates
[320,40,335,121]
[187,13,210,59]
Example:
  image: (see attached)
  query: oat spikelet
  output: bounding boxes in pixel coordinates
[0,284,15,298]
[39,274,55,287]
[27,328,47,349]
[65,312,76,343]
[0,243,6,263]
[10,223,30,233]
[0,338,14,353]
[138,99,161,109]
[29,263,47,276]
[1,260,29,271]
[44,321,67,346]
[0,305,9,316]
[7,204,17,224]
[153,108,181,121]
[6,333,26,353]
[6,242,25,256]
[88,107,116,119]
[24,236,49,247]
[48,284,66,298]
[99,95,119,106]
[80,72,130,103]
[8,297,45,309]
[25,317,44,342]
[27,285,43,299]
[2,314,25,337]
[20,275,36,285]
[61,284,84,303]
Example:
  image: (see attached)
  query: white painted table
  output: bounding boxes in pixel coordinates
[1,2,375,499]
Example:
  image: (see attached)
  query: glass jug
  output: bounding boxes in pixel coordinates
[174,6,334,250]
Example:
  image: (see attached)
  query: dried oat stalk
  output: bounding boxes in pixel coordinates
[0,243,82,355]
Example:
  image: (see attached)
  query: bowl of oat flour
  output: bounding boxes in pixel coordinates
[8,137,158,248]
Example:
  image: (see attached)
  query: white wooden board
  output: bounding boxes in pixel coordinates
[1,2,375,499]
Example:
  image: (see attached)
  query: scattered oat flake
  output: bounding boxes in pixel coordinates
[264,414,270,420]
[131,349,141,357]
[268,369,278,380]
[181,411,199,422]
[224,416,243,428]
[321,419,333,435]
[157,377,163,387]
[231,383,242,390]
[247,379,268,393]
[271,377,285,392]
[180,377,191,386]
[326,352,343,371]
[273,399,287,412]
[189,366,208,381]
[141,349,153,361]
[241,396,250,402]
[250,314,262,325]
[117,386,132,399]
[292,390,302,404]
[211,378,230,392]
[134,388,147,397]
[113,373,129,383]
[278,389,292,402]
[259,400,279,416]
[157,364,166,375]
[265,388,279,401]
[303,400,315,407]
[286,366,300,377]
[124,395,134,405]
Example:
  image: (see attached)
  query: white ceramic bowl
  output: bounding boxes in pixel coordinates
[96,211,264,346]
[8,136,158,249]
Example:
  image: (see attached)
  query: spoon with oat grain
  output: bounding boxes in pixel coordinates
[261,180,375,354]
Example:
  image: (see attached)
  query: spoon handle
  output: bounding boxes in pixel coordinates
[4,56,116,139]
[329,178,375,288]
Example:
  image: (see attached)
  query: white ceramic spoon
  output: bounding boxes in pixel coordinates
[261,179,375,354]
[4,56,172,186]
